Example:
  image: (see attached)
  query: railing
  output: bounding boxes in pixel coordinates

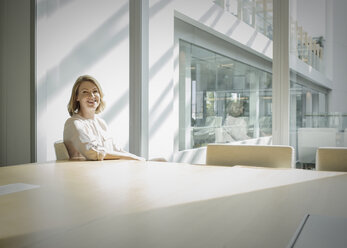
[304,113,347,131]
[214,0,273,39]
[297,113,347,166]
[213,0,324,73]
[290,20,324,72]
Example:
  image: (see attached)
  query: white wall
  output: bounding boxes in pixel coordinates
[296,0,326,38]
[173,17,273,163]
[294,0,347,114]
[328,0,347,113]
[147,0,175,160]
[147,0,298,162]
[173,0,275,162]
[0,0,32,166]
[36,0,129,162]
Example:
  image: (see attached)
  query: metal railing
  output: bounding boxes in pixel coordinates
[290,20,324,72]
[214,0,324,73]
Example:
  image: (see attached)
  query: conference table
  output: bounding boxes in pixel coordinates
[1,160,347,248]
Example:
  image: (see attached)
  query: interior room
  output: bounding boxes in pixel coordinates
[1,0,347,247]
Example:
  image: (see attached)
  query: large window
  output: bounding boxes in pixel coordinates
[289,0,344,167]
[179,40,272,150]
[290,80,329,164]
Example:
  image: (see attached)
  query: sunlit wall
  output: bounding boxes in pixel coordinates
[36,0,130,162]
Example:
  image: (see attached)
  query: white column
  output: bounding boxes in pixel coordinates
[129,0,149,158]
[178,44,192,150]
[249,71,260,138]
[289,91,297,150]
[272,0,290,145]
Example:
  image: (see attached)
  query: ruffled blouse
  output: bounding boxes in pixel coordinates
[63,114,123,160]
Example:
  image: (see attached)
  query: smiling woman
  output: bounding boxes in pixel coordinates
[63,75,145,161]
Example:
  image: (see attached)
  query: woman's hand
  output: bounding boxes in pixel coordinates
[148,157,167,162]
[104,151,146,161]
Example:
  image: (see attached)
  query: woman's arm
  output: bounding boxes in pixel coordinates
[65,118,145,161]
[64,119,105,160]
[104,151,145,161]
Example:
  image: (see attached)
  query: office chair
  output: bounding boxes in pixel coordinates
[316,147,347,172]
[54,140,70,160]
[206,144,295,168]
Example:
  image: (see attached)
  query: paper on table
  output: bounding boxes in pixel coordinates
[0,183,40,196]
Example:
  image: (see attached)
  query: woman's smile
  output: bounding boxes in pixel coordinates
[87,99,97,105]
[77,81,101,117]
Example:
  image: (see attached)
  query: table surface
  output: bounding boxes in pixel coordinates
[0,160,347,248]
[289,214,347,248]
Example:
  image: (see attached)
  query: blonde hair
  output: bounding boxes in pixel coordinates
[67,75,105,116]
[227,101,244,117]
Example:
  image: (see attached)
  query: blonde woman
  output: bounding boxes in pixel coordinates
[64,75,144,161]
[223,101,250,141]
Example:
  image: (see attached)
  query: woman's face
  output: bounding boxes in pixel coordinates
[77,81,101,113]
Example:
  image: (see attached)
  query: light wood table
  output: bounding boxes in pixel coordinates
[288,214,347,248]
[0,160,347,248]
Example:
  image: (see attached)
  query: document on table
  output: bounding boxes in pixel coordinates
[0,183,40,196]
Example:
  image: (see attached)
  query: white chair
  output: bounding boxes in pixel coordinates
[206,144,295,168]
[316,147,347,172]
[54,140,70,160]
[298,128,337,164]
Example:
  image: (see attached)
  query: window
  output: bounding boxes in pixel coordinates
[179,40,272,150]
[289,0,337,166]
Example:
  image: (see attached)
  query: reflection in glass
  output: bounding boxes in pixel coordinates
[179,40,272,149]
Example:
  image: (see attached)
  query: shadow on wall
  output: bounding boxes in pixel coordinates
[149,0,173,17]
[199,2,270,53]
[198,4,241,39]
[246,30,258,47]
[226,19,241,36]
[262,39,271,54]
[147,1,246,142]
[37,2,129,116]
[103,0,174,125]
[210,7,224,29]
[102,91,128,124]
[198,3,220,23]
[36,0,74,20]
[149,80,174,138]
[39,0,174,124]
[148,42,174,137]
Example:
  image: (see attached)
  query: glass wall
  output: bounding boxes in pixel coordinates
[214,0,273,39]
[289,80,329,165]
[177,0,347,169]
[289,0,347,167]
[179,40,272,150]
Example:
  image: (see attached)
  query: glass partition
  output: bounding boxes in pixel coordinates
[288,0,347,168]
[179,40,272,150]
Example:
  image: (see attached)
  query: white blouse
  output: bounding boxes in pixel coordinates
[63,114,123,160]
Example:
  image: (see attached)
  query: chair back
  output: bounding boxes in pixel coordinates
[298,128,337,164]
[54,140,70,160]
[316,147,347,172]
[206,144,295,168]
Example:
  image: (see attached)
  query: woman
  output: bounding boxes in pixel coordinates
[64,75,144,161]
[223,101,251,141]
